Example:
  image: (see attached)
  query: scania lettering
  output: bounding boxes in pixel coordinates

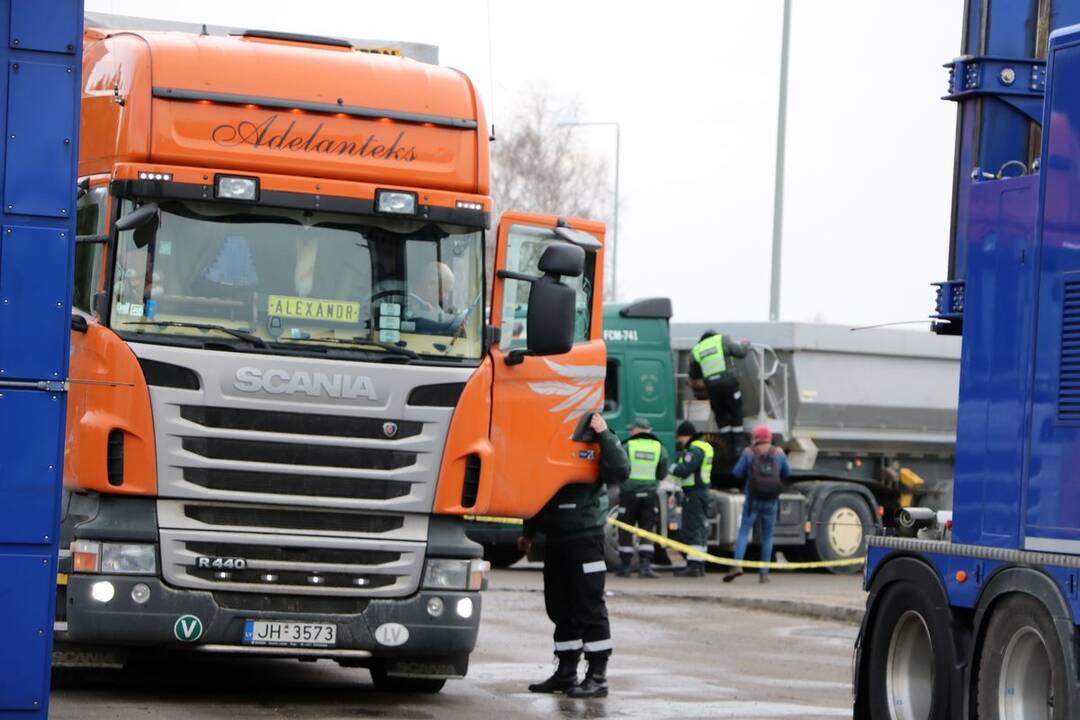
[58,16,609,693]
[232,367,377,400]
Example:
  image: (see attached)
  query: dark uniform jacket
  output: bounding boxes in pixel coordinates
[522,429,630,544]
[669,434,711,494]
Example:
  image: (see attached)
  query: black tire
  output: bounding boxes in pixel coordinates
[369,663,447,694]
[866,580,950,719]
[812,492,873,575]
[976,594,1071,720]
[483,543,523,569]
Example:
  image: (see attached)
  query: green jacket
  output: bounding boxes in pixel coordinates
[523,429,630,543]
[620,432,669,494]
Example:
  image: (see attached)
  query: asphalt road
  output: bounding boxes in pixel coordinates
[51,583,857,719]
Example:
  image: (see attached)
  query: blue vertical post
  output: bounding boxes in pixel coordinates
[0,1,83,718]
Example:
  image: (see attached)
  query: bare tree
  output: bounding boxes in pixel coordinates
[490,90,616,297]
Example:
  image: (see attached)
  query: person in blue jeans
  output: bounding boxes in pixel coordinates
[724,424,791,584]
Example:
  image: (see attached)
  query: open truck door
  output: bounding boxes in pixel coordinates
[486,213,606,517]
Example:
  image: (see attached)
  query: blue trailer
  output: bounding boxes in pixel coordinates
[0,2,84,718]
[854,2,1080,718]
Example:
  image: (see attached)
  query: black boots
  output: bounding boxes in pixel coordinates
[616,553,632,578]
[674,561,705,577]
[528,652,580,693]
[638,556,659,578]
[567,656,608,698]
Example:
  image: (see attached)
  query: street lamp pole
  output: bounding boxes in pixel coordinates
[769,0,792,322]
[557,120,620,301]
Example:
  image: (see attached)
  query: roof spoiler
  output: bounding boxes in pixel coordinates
[619,297,673,320]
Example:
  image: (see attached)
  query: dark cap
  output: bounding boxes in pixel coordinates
[676,420,697,437]
[629,418,652,432]
[699,330,717,341]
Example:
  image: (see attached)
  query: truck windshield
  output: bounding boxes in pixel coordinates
[109,199,485,360]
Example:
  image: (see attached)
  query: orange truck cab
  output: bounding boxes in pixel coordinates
[60,22,606,690]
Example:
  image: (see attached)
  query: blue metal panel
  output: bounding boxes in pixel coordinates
[0,554,54,711]
[9,0,79,54]
[3,59,78,219]
[0,1,84,718]
[0,389,64,544]
[0,225,72,382]
[951,177,1037,548]
[1024,31,1080,548]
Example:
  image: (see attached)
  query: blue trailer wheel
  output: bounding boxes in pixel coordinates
[866,580,952,719]
[976,594,1070,720]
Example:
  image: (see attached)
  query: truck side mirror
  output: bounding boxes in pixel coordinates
[525,244,585,357]
[115,202,160,249]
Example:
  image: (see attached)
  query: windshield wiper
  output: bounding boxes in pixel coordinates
[122,320,268,349]
[278,335,419,359]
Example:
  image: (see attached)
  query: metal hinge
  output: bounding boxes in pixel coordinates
[0,379,69,392]
[944,54,1047,123]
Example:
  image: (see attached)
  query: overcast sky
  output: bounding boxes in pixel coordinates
[85,0,963,327]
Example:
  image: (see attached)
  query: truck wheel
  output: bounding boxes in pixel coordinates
[976,594,1070,720]
[813,492,873,574]
[483,544,523,569]
[369,663,447,694]
[867,580,949,719]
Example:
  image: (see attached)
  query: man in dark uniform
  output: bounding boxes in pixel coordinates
[688,330,750,449]
[669,420,713,578]
[617,418,669,579]
[518,413,629,698]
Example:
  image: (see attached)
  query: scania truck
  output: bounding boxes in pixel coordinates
[58,18,608,692]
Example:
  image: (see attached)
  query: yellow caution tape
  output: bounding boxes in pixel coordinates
[56,573,68,586]
[607,517,865,570]
[464,514,524,525]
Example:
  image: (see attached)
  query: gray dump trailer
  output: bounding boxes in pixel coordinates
[660,322,960,570]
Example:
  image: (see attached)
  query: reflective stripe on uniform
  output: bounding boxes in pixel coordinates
[617,546,636,554]
[582,560,607,574]
[558,503,577,509]
[691,334,728,379]
[627,437,662,481]
[638,545,654,552]
[583,639,613,652]
[733,391,742,400]
[555,639,583,651]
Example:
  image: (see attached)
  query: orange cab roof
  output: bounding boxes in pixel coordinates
[80,29,489,194]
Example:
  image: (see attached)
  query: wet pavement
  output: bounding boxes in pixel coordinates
[51,572,859,719]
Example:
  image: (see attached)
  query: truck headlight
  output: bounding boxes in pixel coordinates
[422,559,489,590]
[100,543,157,574]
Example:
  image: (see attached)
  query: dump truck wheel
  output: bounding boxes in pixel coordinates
[976,594,1070,720]
[813,492,873,574]
[866,580,949,719]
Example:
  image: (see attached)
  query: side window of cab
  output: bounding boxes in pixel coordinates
[72,186,108,314]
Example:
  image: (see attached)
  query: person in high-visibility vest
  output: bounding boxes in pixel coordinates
[668,421,714,577]
[688,330,750,447]
[617,418,669,579]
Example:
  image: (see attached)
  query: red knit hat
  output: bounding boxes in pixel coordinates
[751,425,772,444]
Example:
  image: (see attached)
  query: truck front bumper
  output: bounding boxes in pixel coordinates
[62,574,480,674]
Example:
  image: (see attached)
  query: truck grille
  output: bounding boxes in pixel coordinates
[180,405,422,440]
[181,468,411,501]
[182,504,404,534]
[160,529,424,597]
[181,437,416,470]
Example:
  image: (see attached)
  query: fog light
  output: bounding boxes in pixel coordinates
[455,597,474,619]
[215,175,259,201]
[90,580,115,603]
[131,583,151,604]
[426,597,444,617]
[375,189,418,215]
